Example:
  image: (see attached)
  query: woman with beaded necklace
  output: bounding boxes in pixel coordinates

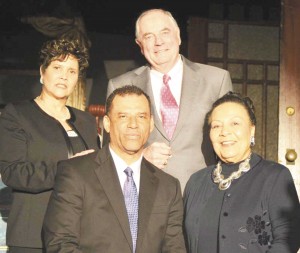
[183,91,300,253]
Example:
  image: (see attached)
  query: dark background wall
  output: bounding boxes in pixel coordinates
[0,0,280,106]
[0,28,188,106]
[0,30,146,105]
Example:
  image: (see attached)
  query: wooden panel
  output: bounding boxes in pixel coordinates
[187,17,208,63]
[188,17,280,163]
[278,0,300,199]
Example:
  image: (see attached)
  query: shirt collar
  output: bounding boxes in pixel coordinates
[109,145,142,172]
[150,56,183,79]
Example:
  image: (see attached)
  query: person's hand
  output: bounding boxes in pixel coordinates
[143,142,172,169]
[71,149,95,158]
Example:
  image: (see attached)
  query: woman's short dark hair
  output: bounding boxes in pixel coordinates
[39,38,89,79]
[207,91,256,125]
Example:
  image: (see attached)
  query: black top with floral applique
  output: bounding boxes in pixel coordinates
[184,153,300,253]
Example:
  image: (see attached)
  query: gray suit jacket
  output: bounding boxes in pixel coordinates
[107,56,232,191]
[43,145,186,253]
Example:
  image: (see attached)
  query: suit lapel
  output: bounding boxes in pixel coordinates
[93,147,160,252]
[93,146,133,248]
[172,57,201,140]
[136,160,159,250]
[134,57,203,141]
[132,67,167,138]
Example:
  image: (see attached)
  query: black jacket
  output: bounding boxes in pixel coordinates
[0,100,100,248]
[184,153,300,253]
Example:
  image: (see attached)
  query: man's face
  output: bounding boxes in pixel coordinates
[103,94,154,162]
[136,10,181,73]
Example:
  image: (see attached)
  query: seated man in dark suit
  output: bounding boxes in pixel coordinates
[43,85,186,253]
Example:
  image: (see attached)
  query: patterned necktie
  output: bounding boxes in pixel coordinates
[160,74,179,139]
[123,167,138,253]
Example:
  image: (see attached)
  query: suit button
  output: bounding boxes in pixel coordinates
[221,235,226,239]
[223,212,228,216]
[224,193,231,201]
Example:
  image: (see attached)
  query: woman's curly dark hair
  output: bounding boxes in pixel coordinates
[207,91,256,126]
[39,38,89,79]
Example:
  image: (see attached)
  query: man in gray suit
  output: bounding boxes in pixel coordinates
[106,8,233,191]
[43,85,186,253]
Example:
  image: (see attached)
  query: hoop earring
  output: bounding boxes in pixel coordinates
[250,136,255,146]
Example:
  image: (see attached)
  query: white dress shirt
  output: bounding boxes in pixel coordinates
[109,145,142,193]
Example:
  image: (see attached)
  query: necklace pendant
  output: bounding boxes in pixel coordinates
[219,180,231,190]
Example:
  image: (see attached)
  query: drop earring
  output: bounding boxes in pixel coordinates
[250,136,255,146]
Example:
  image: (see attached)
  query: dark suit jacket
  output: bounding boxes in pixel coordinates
[107,56,232,191]
[43,145,186,253]
[0,100,100,248]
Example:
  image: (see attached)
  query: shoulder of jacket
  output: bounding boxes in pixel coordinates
[70,107,94,119]
[182,56,228,74]
[8,100,31,109]
[251,155,292,182]
[111,65,148,81]
[143,158,179,184]
[190,165,214,180]
[3,100,34,117]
